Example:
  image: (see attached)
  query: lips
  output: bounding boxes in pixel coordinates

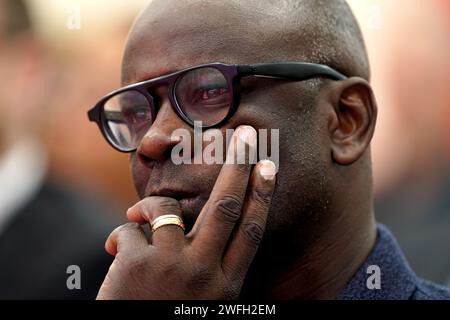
[146,187,197,201]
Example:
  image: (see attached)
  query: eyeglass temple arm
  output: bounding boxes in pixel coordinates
[237,62,347,81]
[88,107,125,124]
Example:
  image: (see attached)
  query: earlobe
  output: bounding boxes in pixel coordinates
[329,77,377,165]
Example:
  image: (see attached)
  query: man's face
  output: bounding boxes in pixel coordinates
[122,0,330,239]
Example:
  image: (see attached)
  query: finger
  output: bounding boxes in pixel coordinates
[105,222,149,256]
[127,196,185,248]
[190,125,257,256]
[222,160,276,280]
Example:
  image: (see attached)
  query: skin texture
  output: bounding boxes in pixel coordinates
[98,0,378,299]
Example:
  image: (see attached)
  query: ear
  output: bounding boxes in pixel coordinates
[327,77,378,165]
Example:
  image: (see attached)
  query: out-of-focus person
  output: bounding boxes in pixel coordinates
[0,0,118,299]
[368,0,450,286]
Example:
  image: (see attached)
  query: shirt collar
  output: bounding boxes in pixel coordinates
[337,224,418,300]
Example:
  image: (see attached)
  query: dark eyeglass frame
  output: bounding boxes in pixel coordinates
[87,62,347,152]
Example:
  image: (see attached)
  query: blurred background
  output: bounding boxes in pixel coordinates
[0,0,449,298]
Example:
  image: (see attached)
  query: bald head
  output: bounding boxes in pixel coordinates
[123,0,368,84]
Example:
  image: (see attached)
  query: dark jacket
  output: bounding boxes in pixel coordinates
[0,182,118,299]
[338,224,450,300]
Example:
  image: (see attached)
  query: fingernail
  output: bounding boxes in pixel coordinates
[259,160,276,181]
[236,125,257,147]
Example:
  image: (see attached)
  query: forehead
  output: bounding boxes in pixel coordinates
[121,0,306,85]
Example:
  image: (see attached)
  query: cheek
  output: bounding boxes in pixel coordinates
[264,120,328,229]
[130,153,148,199]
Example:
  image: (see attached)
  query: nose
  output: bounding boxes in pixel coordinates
[136,94,191,166]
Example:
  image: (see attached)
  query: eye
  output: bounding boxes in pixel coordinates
[201,86,228,100]
[135,109,148,120]
[124,106,151,124]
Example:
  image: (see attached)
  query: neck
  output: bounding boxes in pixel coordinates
[241,199,377,299]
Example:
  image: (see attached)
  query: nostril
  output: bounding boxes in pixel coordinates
[163,147,175,160]
[137,152,155,168]
[137,134,180,166]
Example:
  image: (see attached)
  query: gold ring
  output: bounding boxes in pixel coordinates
[151,214,185,233]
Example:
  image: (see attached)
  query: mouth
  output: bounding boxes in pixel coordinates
[146,187,197,202]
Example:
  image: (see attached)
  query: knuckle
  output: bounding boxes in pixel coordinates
[157,197,181,210]
[214,194,243,222]
[251,187,273,207]
[241,219,265,246]
[117,222,140,237]
[114,223,143,254]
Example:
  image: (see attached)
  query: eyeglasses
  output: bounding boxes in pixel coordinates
[87,62,347,152]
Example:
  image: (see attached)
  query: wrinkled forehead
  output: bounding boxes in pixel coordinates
[121,0,306,86]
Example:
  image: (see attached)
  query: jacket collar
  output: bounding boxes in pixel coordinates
[337,224,418,300]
